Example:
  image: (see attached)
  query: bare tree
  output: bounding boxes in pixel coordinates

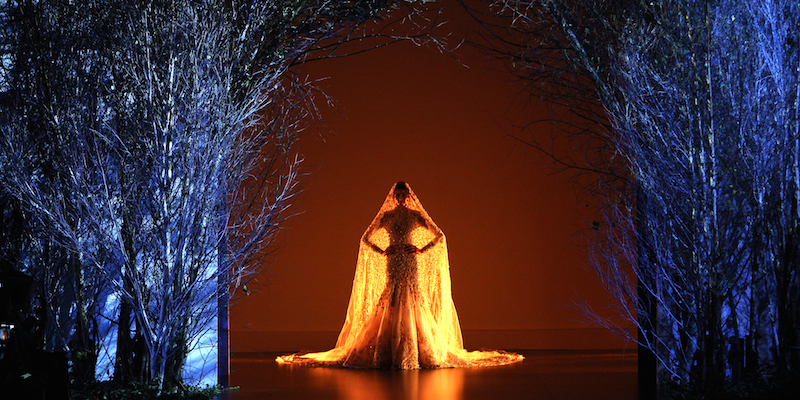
[473,0,800,397]
[1,0,439,393]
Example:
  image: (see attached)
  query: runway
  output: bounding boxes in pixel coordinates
[227,349,638,400]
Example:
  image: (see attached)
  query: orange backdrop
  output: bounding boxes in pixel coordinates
[230,1,628,352]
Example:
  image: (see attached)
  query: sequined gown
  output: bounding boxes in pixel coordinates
[342,206,442,368]
[277,182,523,369]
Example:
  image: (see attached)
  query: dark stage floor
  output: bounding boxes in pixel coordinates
[227,349,638,400]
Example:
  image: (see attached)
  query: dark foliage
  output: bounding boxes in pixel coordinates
[71,380,224,400]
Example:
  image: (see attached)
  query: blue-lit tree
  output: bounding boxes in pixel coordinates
[0,0,435,394]
[477,0,799,396]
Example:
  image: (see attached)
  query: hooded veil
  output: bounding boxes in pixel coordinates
[277,182,522,369]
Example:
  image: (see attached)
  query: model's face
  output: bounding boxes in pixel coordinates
[394,190,409,204]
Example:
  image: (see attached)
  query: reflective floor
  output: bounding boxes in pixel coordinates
[228,350,638,400]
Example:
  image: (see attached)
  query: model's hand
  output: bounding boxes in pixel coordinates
[384,245,398,255]
[384,244,419,255]
[403,244,420,254]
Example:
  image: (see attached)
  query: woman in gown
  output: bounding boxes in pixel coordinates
[277,182,523,369]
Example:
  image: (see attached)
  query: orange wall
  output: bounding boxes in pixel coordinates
[230,2,629,352]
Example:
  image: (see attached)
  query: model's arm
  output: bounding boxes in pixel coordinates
[361,221,385,254]
[418,215,443,254]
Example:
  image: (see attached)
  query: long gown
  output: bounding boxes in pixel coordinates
[277,182,523,369]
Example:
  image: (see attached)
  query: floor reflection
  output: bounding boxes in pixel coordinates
[228,350,637,400]
[303,366,464,400]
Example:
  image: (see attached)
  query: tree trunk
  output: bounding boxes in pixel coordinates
[69,254,97,389]
[638,296,658,399]
[636,184,658,399]
[163,329,188,393]
[114,213,137,382]
[777,224,800,382]
[114,286,134,382]
[218,271,230,389]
